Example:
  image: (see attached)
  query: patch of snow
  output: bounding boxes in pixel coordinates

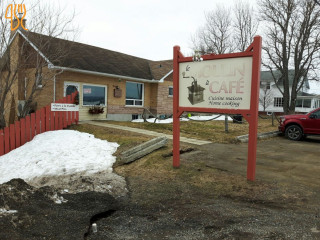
[131,119,144,123]
[0,130,119,184]
[131,115,232,123]
[132,118,189,124]
[0,208,18,215]
[189,115,232,121]
[52,193,68,204]
[146,118,173,123]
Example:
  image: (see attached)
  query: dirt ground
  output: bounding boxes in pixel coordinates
[87,135,320,240]
[1,127,319,239]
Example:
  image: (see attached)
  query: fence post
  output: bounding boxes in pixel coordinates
[71,92,76,124]
[9,124,15,151]
[46,105,51,132]
[25,115,31,142]
[41,108,46,133]
[20,118,26,146]
[0,129,4,156]
[62,97,67,128]
[54,111,59,130]
[4,127,10,154]
[15,121,21,148]
[225,115,229,133]
[31,113,36,139]
[51,110,55,131]
[67,95,72,126]
[36,110,41,135]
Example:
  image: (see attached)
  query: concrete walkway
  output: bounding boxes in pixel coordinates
[82,121,211,146]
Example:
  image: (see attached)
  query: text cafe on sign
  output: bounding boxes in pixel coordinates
[5,4,28,31]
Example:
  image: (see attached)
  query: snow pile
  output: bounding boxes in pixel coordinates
[188,115,232,121]
[0,130,119,184]
[131,115,232,123]
[132,118,188,124]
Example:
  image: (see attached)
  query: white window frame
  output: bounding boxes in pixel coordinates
[168,86,173,97]
[125,81,144,107]
[274,97,284,107]
[64,82,80,97]
[82,84,107,107]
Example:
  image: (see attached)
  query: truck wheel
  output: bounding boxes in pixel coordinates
[285,125,303,141]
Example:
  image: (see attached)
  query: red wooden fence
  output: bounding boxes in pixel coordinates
[0,92,79,157]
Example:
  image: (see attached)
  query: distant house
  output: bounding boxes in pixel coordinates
[259,70,320,113]
[1,29,174,124]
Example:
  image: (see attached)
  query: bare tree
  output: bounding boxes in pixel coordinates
[233,1,259,52]
[259,0,320,114]
[191,1,258,54]
[259,85,274,111]
[0,0,78,128]
[191,5,233,54]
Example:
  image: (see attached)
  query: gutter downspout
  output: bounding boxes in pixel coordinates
[52,68,64,102]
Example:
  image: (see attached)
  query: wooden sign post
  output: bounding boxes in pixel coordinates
[173,36,262,181]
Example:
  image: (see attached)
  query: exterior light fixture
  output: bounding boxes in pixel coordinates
[193,50,203,62]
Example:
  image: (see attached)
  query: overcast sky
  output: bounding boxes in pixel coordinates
[51,0,242,61]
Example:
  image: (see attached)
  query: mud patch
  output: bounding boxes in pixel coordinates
[0,179,118,240]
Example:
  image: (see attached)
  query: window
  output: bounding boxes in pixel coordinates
[303,99,311,108]
[126,82,143,106]
[132,114,139,120]
[168,86,173,97]
[274,97,284,107]
[296,99,312,108]
[83,85,106,106]
[296,99,303,108]
[313,109,320,118]
[266,83,271,90]
[66,85,78,96]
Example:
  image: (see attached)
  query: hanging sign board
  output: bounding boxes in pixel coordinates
[51,103,79,112]
[179,57,252,110]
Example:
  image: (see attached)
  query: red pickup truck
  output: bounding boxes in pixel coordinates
[279,107,320,140]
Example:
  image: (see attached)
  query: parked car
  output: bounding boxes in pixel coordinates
[279,107,320,141]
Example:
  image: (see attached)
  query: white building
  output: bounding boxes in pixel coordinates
[259,70,320,113]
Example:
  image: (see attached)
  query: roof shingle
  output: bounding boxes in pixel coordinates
[24,32,172,81]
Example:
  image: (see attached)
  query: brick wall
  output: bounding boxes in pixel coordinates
[156,73,173,115]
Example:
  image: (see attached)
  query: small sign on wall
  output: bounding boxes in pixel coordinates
[83,88,92,94]
[51,103,79,112]
[114,88,122,98]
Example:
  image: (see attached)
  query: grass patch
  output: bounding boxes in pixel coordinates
[69,123,301,209]
[68,124,152,155]
[99,117,278,143]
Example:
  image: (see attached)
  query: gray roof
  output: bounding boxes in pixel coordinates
[23,31,172,81]
[260,70,309,89]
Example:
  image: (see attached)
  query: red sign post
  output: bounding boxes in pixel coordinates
[173,36,262,181]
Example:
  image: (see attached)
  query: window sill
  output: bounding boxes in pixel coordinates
[125,105,144,108]
[82,105,106,107]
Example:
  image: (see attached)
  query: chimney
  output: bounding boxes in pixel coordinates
[10,16,27,37]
